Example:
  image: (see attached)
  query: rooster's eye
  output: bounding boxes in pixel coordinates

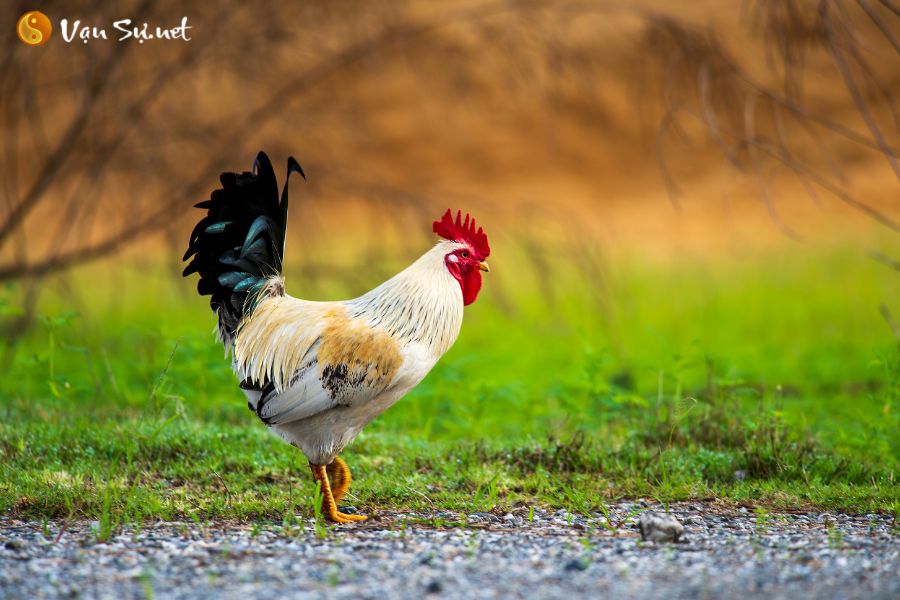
[461,251,469,258]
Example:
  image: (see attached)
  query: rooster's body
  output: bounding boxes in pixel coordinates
[183,152,490,522]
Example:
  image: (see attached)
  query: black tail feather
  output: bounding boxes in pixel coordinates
[183,151,305,338]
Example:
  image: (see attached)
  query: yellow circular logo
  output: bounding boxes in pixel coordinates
[16,11,52,46]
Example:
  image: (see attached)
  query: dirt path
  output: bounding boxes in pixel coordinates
[1,503,897,599]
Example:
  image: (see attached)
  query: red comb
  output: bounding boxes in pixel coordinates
[433,209,490,259]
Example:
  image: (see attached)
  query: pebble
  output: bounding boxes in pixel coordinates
[638,511,684,543]
[0,504,897,599]
[4,539,25,551]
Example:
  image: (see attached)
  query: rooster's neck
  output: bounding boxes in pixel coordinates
[348,241,465,357]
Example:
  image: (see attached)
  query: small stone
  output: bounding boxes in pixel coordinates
[5,539,25,550]
[638,512,684,543]
[425,580,442,594]
[564,559,588,571]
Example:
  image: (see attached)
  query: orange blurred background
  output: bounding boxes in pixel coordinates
[2,0,898,284]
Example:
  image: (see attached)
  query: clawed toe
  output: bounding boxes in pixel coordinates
[333,512,368,524]
[309,461,369,524]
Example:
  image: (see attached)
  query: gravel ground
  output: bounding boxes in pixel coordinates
[1,503,897,599]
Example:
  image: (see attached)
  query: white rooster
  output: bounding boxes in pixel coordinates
[183,152,490,522]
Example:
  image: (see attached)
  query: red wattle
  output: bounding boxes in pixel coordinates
[461,270,482,306]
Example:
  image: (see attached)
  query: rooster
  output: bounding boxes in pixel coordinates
[183,152,490,523]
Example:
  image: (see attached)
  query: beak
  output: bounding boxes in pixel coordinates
[477,261,490,272]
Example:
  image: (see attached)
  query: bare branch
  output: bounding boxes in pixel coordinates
[858,0,900,53]
[869,249,900,270]
[825,7,900,179]
[879,303,900,341]
[878,0,900,18]
[0,0,154,247]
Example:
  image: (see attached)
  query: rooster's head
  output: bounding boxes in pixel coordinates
[433,209,490,306]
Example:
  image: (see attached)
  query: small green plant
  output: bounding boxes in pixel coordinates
[250,521,263,538]
[592,500,616,531]
[311,481,328,539]
[828,524,844,549]
[654,362,700,510]
[280,510,305,538]
[466,533,479,559]
[326,565,341,587]
[139,569,155,600]
[40,518,52,540]
[472,473,500,512]
[574,536,593,569]
[37,311,80,399]
[94,482,118,543]
[754,507,771,537]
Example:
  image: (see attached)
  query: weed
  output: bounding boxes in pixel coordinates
[754,507,770,537]
[593,501,616,531]
[575,536,593,569]
[311,481,327,539]
[139,569,155,599]
[37,312,79,399]
[96,482,116,543]
[466,533,479,559]
[250,521,262,538]
[828,525,844,549]
[471,473,500,513]
[326,565,341,587]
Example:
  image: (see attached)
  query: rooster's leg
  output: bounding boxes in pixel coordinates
[309,463,367,524]
[326,456,352,505]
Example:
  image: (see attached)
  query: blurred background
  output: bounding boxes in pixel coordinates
[1,0,898,459]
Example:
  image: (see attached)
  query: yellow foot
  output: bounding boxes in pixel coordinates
[310,462,368,524]
[328,511,368,524]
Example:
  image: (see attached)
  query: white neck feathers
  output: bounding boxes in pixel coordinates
[348,241,464,357]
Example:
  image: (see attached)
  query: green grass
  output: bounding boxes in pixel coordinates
[1,241,899,530]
